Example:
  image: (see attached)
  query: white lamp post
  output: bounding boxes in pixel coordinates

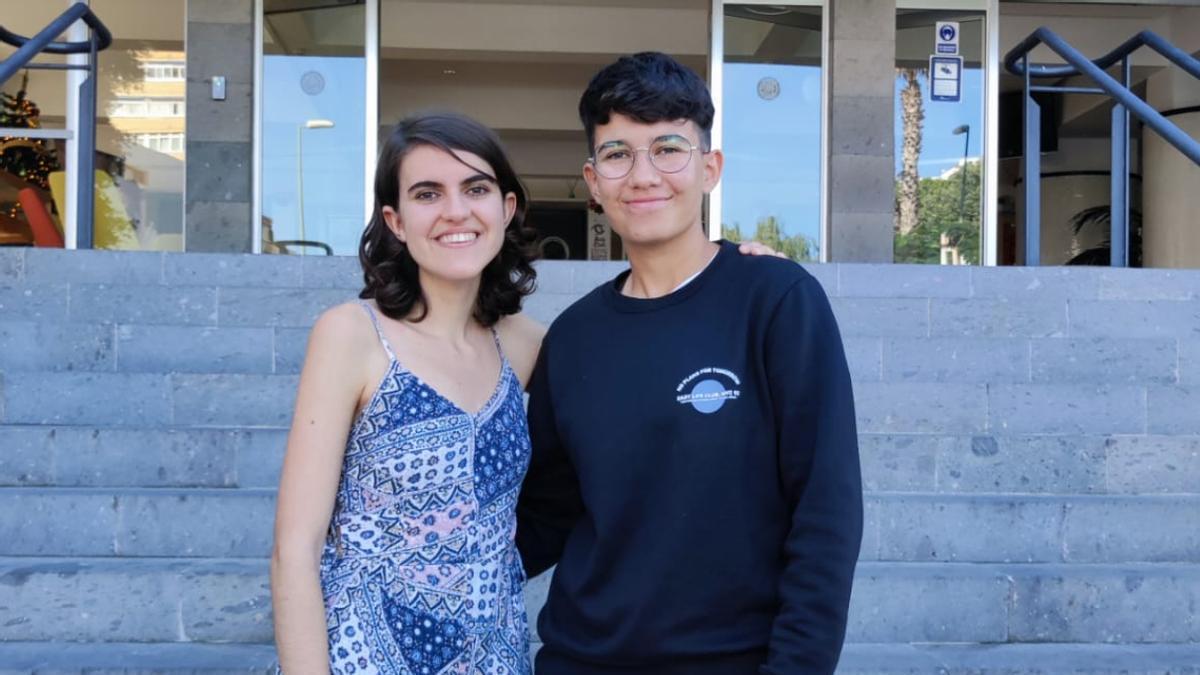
[296,118,334,253]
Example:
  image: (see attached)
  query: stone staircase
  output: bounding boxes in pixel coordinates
[1,247,1198,673]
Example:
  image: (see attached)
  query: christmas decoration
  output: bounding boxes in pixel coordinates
[0,71,61,220]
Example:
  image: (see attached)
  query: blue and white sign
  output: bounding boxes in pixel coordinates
[935,21,960,55]
[929,55,963,103]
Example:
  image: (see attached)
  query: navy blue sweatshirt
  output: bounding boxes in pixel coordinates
[516,241,863,674]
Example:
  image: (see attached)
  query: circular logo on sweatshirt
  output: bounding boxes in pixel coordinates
[676,367,742,414]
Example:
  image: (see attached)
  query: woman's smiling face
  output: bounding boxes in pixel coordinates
[382,144,516,284]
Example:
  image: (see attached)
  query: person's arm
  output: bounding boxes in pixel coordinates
[761,277,864,675]
[496,312,547,390]
[515,335,584,578]
[271,305,373,675]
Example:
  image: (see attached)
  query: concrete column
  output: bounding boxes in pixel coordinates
[827,0,896,263]
[184,0,254,252]
[1143,64,1200,269]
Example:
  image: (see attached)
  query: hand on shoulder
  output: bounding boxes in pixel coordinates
[737,240,791,259]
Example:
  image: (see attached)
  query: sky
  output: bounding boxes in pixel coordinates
[262,54,366,256]
[719,61,984,256]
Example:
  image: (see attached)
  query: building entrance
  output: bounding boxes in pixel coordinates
[997,1,1200,268]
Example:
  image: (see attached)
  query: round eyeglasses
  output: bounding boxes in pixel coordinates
[589,135,706,179]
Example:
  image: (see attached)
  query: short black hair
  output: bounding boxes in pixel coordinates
[578,51,714,153]
[358,112,536,327]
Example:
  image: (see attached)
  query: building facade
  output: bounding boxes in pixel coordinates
[2,0,1199,267]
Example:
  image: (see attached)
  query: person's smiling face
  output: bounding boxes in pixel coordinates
[583,113,722,250]
[382,144,516,284]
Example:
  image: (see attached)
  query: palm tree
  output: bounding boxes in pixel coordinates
[1065,204,1143,266]
[895,68,925,237]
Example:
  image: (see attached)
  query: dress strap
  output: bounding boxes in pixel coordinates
[357,300,397,361]
[488,325,509,366]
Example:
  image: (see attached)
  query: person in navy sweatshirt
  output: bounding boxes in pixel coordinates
[515,52,863,674]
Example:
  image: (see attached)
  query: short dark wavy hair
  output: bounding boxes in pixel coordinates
[578,51,715,153]
[358,112,537,327]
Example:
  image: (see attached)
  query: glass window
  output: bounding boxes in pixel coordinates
[0,3,188,250]
[260,0,367,256]
[90,0,187,251]
[0,1,187,251]
[893,8,985,265]
[720,4,824,263]
[378,0,709,261]
[143,62,186,81]
[0,6,69,248]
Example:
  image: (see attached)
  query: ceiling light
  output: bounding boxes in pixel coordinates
[745,6,790,16]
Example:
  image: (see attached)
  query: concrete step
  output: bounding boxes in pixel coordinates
[528,561,1200,645]
[0,372,299,428]
[1,319,1189,388]
[4,426,1198,496]
[0,488,275,558]
[12,558,1181,645]
[862,432,1200,495]
[2,372,1196,433]
[835,643,1200,674]
[0,427,285,489]
[0,558,272,644]
[0,642,276,674]
[844,562,1200,645]
[5,488,1200,564]
[0,320,309,376]
[2,642,1199,675]
[864,493,1200,563]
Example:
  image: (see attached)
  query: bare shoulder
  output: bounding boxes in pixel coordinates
[311,301,375,348]
[495,312,546,388]
[303,301,383,373]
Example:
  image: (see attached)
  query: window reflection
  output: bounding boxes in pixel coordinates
[721,5,823,263]
[261,1,366,256]
[893,9,985,265]
[0,0,186,250]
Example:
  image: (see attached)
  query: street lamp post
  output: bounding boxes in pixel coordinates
[952,124,970,223]
[296,118,335,254]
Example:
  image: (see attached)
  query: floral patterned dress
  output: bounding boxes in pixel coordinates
[315,302,532,674]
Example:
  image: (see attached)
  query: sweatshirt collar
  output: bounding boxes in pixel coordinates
[603,240,735,313]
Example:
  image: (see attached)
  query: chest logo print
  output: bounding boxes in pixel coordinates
[676,367,742,414]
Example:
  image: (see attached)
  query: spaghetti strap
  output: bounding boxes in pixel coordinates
[488,326,507,363]
[357,300,397,361]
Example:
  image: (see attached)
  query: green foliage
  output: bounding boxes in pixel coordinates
[722,216,816,262]
[894,161,982,265]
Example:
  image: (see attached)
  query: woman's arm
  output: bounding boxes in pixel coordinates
[271,304,376,674]
[497,312,547,390]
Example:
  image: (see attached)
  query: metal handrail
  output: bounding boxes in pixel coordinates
[1006,29,1200,82]
[1004,29,1200,166]
[0,3,112,248]
[1003,28,1200,267]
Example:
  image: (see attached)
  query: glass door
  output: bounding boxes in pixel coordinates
[716,2,825,262]
[893,7,987,265]
[258,0,367,256]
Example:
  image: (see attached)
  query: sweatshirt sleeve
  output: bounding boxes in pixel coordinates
[761,276,864,675]
[515,336,584,578]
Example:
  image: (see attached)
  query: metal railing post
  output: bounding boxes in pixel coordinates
[1023,55,1041,267]
[1110,57,1130,268]
[75,31,97,249]
[1004,28,1200,268]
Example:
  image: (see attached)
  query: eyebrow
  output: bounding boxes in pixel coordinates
[595,134,693,152]
[405,172,497,193]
